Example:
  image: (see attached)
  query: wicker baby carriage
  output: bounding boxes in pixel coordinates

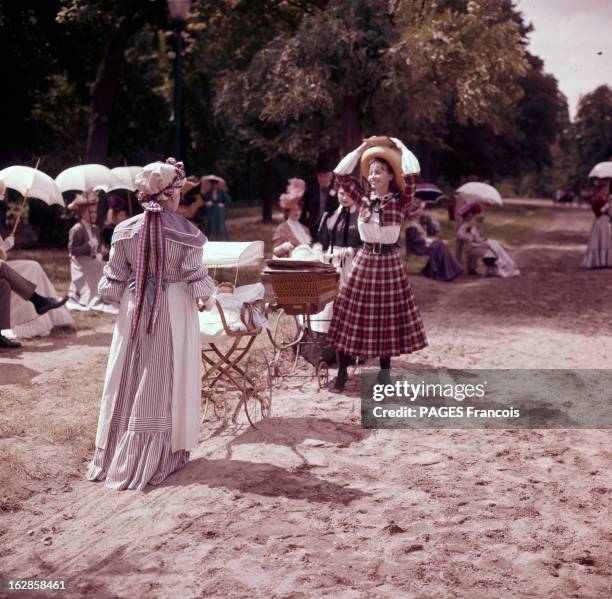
[262,259,339,389]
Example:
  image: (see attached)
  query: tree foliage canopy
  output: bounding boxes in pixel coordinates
[0,0,598,205]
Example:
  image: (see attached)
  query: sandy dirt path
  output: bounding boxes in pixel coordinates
[0,206,610,599]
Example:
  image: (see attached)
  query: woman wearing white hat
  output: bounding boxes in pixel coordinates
[87,158,215,490]
[457,203,520,277]
[67,191,116,312]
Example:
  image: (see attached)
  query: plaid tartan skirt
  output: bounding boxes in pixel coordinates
[326,247,427,359]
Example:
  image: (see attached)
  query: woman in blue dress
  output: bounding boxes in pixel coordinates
[203,178,230,240]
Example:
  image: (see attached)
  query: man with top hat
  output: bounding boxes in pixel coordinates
[300,153,339,242]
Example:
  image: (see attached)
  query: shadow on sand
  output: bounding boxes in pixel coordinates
[161,456,369,505]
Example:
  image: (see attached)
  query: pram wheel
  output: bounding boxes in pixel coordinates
[268,308,302,350]
[237,351,272,428]
[316,360,329,390]
[201,386,227,423]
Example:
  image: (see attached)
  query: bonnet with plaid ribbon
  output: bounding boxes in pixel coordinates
[131,158,186,339]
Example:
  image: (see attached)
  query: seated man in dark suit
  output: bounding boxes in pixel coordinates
[0,260,68,349]
[300,154,339,242]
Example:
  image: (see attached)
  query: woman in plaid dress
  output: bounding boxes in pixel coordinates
[326,137,427,393]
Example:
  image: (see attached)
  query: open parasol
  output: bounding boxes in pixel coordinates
[0,163,65,235]
[456,182,503,206]
[0,165,64,207]
[55,164,123,193]
[588,162,612,179]
[110,166,143,191]
[415,183,444,203]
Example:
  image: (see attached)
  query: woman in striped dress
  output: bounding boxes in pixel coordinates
[87,159,214,490]
[326,137,427,393]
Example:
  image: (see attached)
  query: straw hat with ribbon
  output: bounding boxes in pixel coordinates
[67,190,99,210]
[181,175,201,195]
[131,157,186,339]
[360,137,405,191]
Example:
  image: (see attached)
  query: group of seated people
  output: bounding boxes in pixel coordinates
[272,171,519,282]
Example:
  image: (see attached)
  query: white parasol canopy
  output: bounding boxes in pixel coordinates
[55,164,123,193]
[110,166,143,191]
[0,165,64,206]
[456,182,503,206]
[203,241,264,269]
[588,161,612,179]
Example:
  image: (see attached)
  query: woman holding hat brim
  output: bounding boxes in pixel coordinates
[86,158,215,490]
[405,200,464,282]
[326,136,427,393]
[67,191,117,312]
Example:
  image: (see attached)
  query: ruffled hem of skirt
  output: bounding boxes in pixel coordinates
[86,427,189,491]
[580,250,612,269]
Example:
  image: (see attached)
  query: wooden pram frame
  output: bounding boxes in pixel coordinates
[201,298,271,428]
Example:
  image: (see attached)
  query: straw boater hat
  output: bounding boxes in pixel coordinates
[67,190,99,210]
[360,138,405,191]
[279,178,306,210]
[181,175,201,195]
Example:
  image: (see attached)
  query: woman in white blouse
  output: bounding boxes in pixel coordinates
[273,178,312,257]
[325,136,428,393]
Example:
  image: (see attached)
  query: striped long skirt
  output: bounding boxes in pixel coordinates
[86,290,189,490]
[326,247,427,359]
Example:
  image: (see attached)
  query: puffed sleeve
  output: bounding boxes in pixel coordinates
[98,239,131,300]
[388,138,420,213]
[272,222,289,247]
[68,223,90,256]
[181,244,215,299]
[333,149,366,205]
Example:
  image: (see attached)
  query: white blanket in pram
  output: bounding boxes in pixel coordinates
[199,282,267,342]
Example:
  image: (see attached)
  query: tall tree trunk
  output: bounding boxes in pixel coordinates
[261,161,275,223]
[85,2,137,163]
[341,95,362,155]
